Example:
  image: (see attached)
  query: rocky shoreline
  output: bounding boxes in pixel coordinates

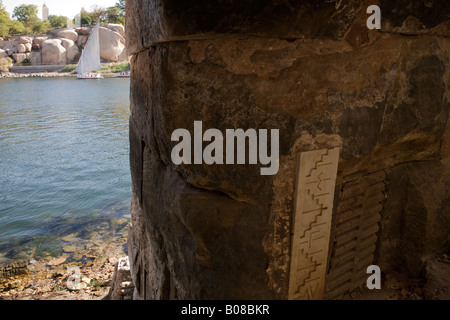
[0,200,132,300]
[0,71,72,78]
[0,25,126,66]
[0,236,128,300]
[0,71,126,78]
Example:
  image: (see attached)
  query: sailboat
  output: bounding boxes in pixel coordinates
[76,20,103,79]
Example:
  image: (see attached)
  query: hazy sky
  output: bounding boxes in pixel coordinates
[2,0,119,19]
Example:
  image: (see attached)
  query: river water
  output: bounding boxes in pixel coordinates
[0,77,131,265]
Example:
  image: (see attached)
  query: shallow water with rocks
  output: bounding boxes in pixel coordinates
[0,77,131,299]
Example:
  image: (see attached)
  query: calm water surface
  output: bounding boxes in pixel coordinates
[0,77,131,263]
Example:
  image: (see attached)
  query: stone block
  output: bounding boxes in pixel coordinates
[12,53,27,64]
[31,51,41,65]
[127,0,450,300]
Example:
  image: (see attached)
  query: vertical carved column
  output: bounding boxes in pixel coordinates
[288,147,340,300]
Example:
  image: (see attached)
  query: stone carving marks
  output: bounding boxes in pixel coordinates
[289,147,340,300]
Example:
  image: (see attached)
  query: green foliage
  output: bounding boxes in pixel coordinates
[22,56,32,65]
[59,62,130,75]
[8,3,45,35]
[79,2,125,26]
[12,4,38,24]
[116,0,125,11]
[99,62,130,73]
[56,285,66,291]
[0,1,73,36]
[0,0,9,36]
[59,64,77,73]
[104,6,125,25]
[0,1,26,37]
[89,278,105,291]
[90,5,105,22]
[0,57,12,72]
[81,15,92,26]
[32,20,50,34]
[48,15,68,28]
[80,6,105,25]
[7,19,26,35]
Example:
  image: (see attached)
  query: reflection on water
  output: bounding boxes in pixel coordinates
[0,77,131,264]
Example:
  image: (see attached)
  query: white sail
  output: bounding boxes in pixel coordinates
[76,21,101,75]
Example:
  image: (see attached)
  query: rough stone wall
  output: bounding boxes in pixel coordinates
[127,0,450,299]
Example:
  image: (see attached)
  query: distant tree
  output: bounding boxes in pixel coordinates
[48,15,68,28]
[102,1,125,25]
[12,4,38,24]
[80,7,88,17]
[79,6,103,25]
[7,19,26,35]
[0,0,10,36]
[81,15,92,26]
[116,0,125,11]
[0,1,29,37]
[32,20,50,34]
[104,5,124,25]
[90,5,105,22]
[80,7,92,25]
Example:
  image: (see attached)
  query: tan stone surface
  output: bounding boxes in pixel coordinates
[41,39,66,65]
[99,27,127,62]
[289,148,339,300]
[56,29,78,43]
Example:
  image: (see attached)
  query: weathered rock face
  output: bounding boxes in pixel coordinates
[76,35,88,47]
[17,43,26,53]
[108,256,135,300]
[56,29,78,43]
[378,161,450,278]
[59,38,72,51]
[60,38,79,63]
[24,43,32,53]
[30,51,41,65]
[75,27,91,36]
[0,25,127,66]
[106,23,125,38]
[99,27,127,62]
[18,36,31,44]
[12,53,27,64]
[33,37,48,47]
[2,40,19,55]
[127,0,450,299]
[423,255,450,300]
[41,39,66,65]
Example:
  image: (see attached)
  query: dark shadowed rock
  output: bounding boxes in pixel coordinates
[378,161,450,278]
